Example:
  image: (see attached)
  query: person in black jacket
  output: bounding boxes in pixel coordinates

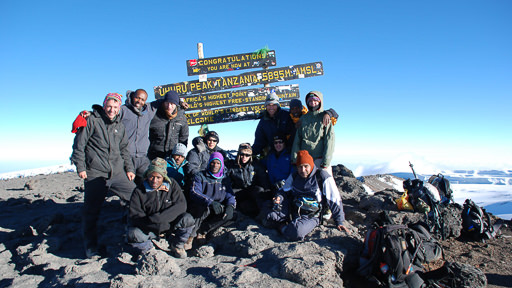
[71,92,136,259]
[252,92,294,157]
[128,158,194,258]
[225,143,267,217]
[185,131,228,178]
[148,90,189,160]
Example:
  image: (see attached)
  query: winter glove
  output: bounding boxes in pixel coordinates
[223,205,235,220]
[210,201,224,215]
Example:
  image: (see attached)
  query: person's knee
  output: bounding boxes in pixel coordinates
[126,227,150,243]
[175,213,195,229]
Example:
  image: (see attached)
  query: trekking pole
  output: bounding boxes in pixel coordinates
[405,239,424,275]
[409,161,418,179]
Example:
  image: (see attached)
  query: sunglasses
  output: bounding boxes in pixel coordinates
[240,153,252,157]
[273,140,284,144]
[207,138,218,142]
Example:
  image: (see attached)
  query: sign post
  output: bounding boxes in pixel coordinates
[154,46,324,126]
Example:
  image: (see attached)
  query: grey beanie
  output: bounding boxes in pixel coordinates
[172,143,187,157]
[265,91,280,106]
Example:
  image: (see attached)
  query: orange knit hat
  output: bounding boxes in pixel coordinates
[296,150,314,168]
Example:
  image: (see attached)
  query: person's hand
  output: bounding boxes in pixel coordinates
[223,205,234,220]
[210,201,224,215]
[322,113,331,126]
[180,100,189,110]
[273,196,281,204]
[78,171,87,179]
[82,111,91,118]
[126,172,135,181]
[337,224,351,234]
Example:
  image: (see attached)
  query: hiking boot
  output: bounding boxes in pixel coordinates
[170,245,187,259]
[184,237,194,251]
[85,247,100,259]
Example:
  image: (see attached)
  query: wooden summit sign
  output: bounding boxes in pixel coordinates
[154,62,323,98]
[183,85,299,111]
[186,101,292,126]
[186,50,276,76]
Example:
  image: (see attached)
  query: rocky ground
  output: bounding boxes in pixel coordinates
[0,165,510,287]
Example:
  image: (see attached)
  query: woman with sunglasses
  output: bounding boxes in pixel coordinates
[225,143,267,217]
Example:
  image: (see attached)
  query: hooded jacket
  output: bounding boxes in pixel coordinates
[278,165,345,226]
[148,105,189,160]
[185,136,228,177]
[71,105,134,178]
[189,162,236,216]
[120,97,160,158]
[166,157,188,187]
[291,91,335,168]
[252,107,293,156]
[129,179,187,234]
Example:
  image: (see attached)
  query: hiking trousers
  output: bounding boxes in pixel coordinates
[127,213,195,248]
[82,175,136,251]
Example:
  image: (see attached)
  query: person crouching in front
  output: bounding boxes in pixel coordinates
[262,150,350,241]
[127,157,194,258]
[186,152,236,248]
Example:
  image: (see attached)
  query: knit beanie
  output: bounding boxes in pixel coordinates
[290,99,302,109]
[296,150,314,169]
[238,143,252,154]
[208,152,224,178]
[204,131,220,143]
[172,143,187,157]
[143,157,171,183]
[305,91,322,110]
[265,91,280,106]
[163,90,180,106]
[103,92,122,107]
[273,132,286,143]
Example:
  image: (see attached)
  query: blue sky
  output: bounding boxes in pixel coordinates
[1,1,511,174]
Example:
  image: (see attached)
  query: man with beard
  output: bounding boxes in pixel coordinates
[291,91,335,175]
[71,93,136,258]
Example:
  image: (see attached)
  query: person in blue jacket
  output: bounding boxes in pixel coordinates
[186,152,236,247]
[261,132,292,194]
[166,143,188,188]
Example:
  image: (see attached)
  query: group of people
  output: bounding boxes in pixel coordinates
[71,88,349,259]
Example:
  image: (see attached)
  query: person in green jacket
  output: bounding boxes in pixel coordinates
[291,91,335,176]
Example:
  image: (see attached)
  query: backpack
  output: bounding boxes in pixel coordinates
[420,261,487,288]
[358,223,443,287]
[461,199,497,241]
[403,179,451,240]
[428,174,453,204]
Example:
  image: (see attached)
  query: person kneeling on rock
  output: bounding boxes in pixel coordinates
[262,150,349,241]
[128,157,194,258]
[187,152,236,248]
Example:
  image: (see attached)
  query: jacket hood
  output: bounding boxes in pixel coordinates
[305,91,324,112]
